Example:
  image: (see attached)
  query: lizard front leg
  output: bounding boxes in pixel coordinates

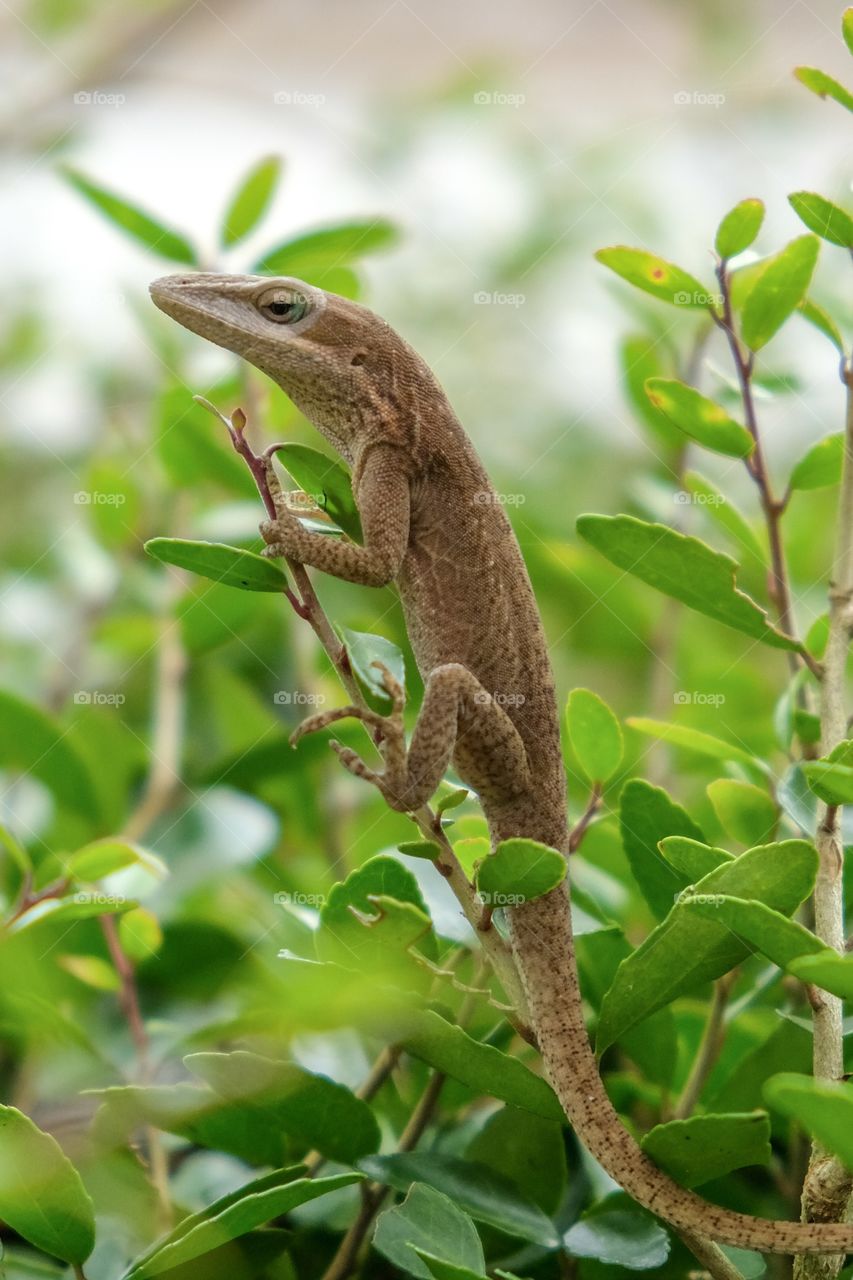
[260,442,411,586]
[293,662,531,813]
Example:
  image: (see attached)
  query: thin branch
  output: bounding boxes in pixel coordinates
[673,972,735,1120]
[568,783,602,853]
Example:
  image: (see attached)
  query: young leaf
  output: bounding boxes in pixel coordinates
[122,1171,361,1279]
[803,740,853,804]
[221,155,282,248]
[740,235,820,351]
[392,1009,563,1120]
[763,1076,853,1169]
[845,6,853,55]
[0,690,98,819]
[273,442,362,540]
[788,192,853,248]
[475,837,567,906]
[706,779,777,847]
[10,894,137,934]
[254,219,398,277]
[798,298,846,354]
[0,1106,95,1265]
[596,840,818,1052]
[793,66,853,113]
[437,787,469,814]
[626,717,766,776]
[788,433,845,492]
[641,1112,772,1187]
[398,839,443,860]
[577,515,801,651]
[360,1152,559,1247]
[715,199,765,259]
[683,471,766,565]
[566,688,623,783]
[618,779,704,920]
[644,379,754,458]
[339,626,406,713]
[145,538,288,593]
[658,836,734,881]
[594,246,710,308]
[186,1050,381,1162]
[61,166,198,265]
[373,1183,485,1280]
[67,838,167,882]
[563,1196,670,1270]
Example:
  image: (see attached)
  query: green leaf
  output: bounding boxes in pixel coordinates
[790,950,853,998]
[339,626,406,713]
[0,1106,95,1264]
[156,386,257,497]
[644,379,754,458]
[475,837,566,906]
[596,839,818,1052]
[577,515,801,651]
[437,787,469,815]
[763,1075,853,1169]
[682,896,824,974]
[789,433,845,491]
[566,688,623,783]
[221,155,282,248]
[398,839,443,860]
[272,442,362,540]
[595,246,710,308]
[706,779,777,847]
[844,6,853,54]
[0,689,98,819]
[619,335,683,452]
[626,717,764,775]
[118,907,163,961]
[360,1152,559,1247]
[317,854,432,975]
[658,836,734,881]
[466,1107,567,1215]
[254,219,398,279]
[67,838,167,882]
[794,66,853,113]
[788,192,853,248]
[10,894,137,934]
[122,1170,360,1279]
[186,1050,380,1163]
[392,1009,563,1120]
[563,1196,670,1270]
[715,199,765,259]
[740,235,820,351]
[373,1183,485,1280]
[145,538,288,593]
[803,741,853,804]
[683,471,766,565]
[641,1112,772,1187]
[59,953,121,991]
[61,166,198,265]
[0,823,31,878]
[618,779,704,919]
[798,298,846,354]
[413,1255,487,1280]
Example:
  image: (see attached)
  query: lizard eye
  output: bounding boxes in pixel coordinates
[257,289,309,324]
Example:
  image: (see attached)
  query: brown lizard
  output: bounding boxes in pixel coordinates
[149,271,853,1256]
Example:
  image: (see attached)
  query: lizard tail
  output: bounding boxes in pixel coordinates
[507,884,853,1256]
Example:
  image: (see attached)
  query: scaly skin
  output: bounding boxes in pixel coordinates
[149,272,852,1256]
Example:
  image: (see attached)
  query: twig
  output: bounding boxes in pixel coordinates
[794,363,853,1280]
[568,783,602,853]
[673,972,735,1120]
[675,1227,750,1280]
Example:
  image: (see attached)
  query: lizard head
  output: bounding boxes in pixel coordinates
[149,272,414,463]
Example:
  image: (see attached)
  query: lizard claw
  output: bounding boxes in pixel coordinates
[370,661,405,714]
[289,702,389,747]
